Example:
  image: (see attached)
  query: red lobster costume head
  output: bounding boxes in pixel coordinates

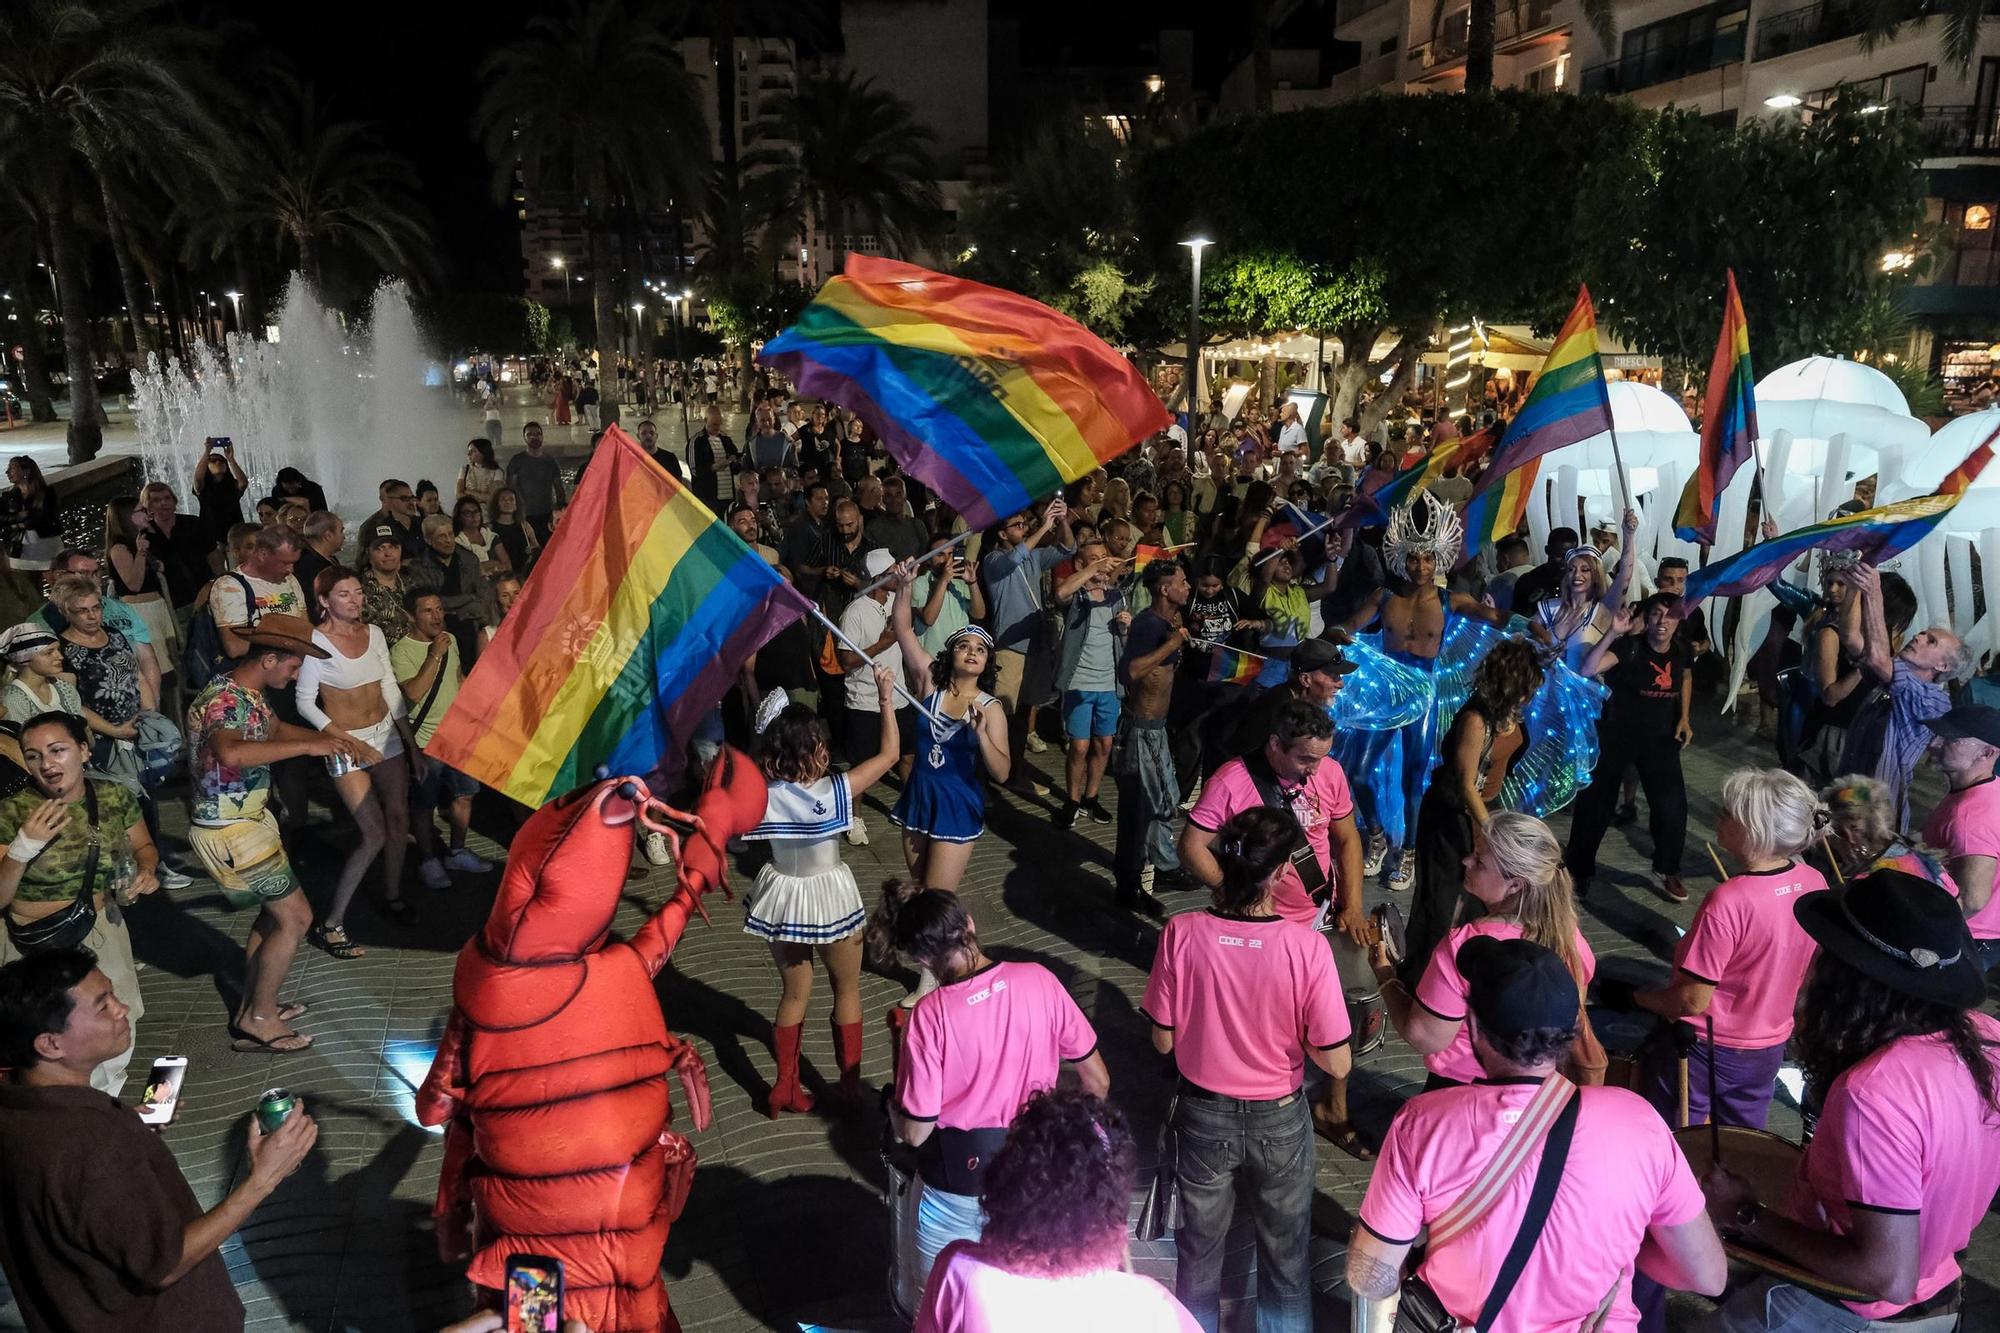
[417,748,766,1333]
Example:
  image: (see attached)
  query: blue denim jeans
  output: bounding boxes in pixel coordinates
[1696,1276,1960,1332]
[1172,1086,1315,1333]
[912,1183,983,1303]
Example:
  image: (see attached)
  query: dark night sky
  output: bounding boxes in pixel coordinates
[238,0,1284,295]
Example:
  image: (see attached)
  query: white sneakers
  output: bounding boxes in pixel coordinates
[445,848,493,874]
[845,815,871,847]
[156,864,194,890]
[1024,733,1048,754]
[643,830,674,867]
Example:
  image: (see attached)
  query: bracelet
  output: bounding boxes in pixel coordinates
[7,833,52,863]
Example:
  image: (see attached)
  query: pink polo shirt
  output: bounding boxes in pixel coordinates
[898,961,1098,1131]
[1142,908,1350,1099]
[915,1240,1201,1333]
[1672,861,1828,1049]
[1790,1011,2000,1319]
[1360,1082,1705,1333]
[1188,755,1356,928]
[1924,777,2000,939]
[1414,919,1595,1086]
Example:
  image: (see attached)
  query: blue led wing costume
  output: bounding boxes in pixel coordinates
[1498,655,1609,818]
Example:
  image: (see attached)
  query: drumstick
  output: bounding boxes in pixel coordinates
[1707,1013,1722,1168]
[1706,841,1729,882]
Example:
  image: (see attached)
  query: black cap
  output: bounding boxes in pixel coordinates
[366,523,400,548]
[1458,936,1581,1039]
[1292,637,1357,678]
[1928,704,2000,750]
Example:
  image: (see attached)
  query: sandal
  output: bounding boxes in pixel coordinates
[1312,1109,1377,1160]
[229,1023,316,1054]
[277,1001,309,1022]
[307,924,366,959]
[376,895,419,924]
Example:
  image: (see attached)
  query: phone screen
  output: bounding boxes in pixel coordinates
[505,1255,563,1333]
[137,1057,188,1125]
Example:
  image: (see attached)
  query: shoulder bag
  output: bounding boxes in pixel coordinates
[1135,1091,1184,1242]
[1393,1076,1582,1333]
[5,781,103,954]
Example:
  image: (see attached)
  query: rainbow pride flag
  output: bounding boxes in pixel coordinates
[1674,270,1758,544]
[426,426,813,806]
[1207,645,1265,686]
[1366,425,1498,520]
[1457,456,1544,563]
[1466,285,1613,528]
[1131,543,1190,572]
[1680,425,1999,606]
[760,257,1171,529]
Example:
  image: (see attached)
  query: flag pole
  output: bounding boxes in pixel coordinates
[1252,512,1341,568]
[854,527,978,598]
[809,604,947,729]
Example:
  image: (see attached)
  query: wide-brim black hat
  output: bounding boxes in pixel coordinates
[1795,867,1985,1009]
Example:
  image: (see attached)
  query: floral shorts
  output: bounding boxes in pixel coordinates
[189,811,299,901]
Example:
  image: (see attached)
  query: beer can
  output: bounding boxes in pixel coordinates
[255,1087,296,1134]
[325,747,357,778]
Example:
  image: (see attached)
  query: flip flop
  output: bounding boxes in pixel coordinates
[1312,1110,1377,1160]
[229,1024,315,1054]
[277,1001,309,1022]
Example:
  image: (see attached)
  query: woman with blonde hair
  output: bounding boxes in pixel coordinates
[1372,810,1596,1091]
[1632,769,1830,1128]
[1531,508,1639,669]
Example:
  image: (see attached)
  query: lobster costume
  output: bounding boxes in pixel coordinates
[416,749,767,1333]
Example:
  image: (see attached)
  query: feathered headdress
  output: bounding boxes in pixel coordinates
[1385,489,1464,578]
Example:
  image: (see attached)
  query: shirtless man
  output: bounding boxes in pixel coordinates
[1113,560,1191,914]
[1341,491,1510,889]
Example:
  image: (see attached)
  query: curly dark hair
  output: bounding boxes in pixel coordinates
[1473,639,1544,716]
[754,704,831,784]
[1477,1022,1579,1069]
[980,1089,1134,1278]
[1795,951,2000,1116]
[864,878,976,972]
[927,633,999,693]
[1210,808,1301,914]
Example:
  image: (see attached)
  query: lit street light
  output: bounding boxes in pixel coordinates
[225,290,242,335]
[1180,237,1213,432]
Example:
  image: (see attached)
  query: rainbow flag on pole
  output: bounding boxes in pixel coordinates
[1674,270,1758,544]
[1680,425,1999,606]
[760,257,1172,530]
[426,425,812,806]
[1461,286,1613,552]
[1366,425,1498,520]
[1207,645,1265,686]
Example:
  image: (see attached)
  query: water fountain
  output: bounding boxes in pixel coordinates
[133,275,460,519]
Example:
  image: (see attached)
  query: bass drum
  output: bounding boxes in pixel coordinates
[1672,1125,1872,1303]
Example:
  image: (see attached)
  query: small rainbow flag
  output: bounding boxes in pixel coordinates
[1465,285,1613,538]
[1207,645,1264,686]
[1130,543,1190,572]
[759,257,1171,530]
[1680,425,1999,606]
[1674,271,1758,544]
[1366,425,1498,521]
[427,426,813,806]
[1259,502,1331,551]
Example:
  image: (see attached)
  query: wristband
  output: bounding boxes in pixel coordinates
[8,833,52,863]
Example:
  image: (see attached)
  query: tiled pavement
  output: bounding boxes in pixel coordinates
[1,693,1995,1332]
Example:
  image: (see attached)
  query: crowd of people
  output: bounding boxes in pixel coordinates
[0,362,1993,1333]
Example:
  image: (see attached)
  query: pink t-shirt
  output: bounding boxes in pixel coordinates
[1790,1011,2000,1320]
[1414,919,1595,1086]
[1360,1082,1705,1333]
[1142,908,1351,1099]
[916,1241,1200,1333]
[1923,777,2000,939]
[1187,755,1356,927]
[898,961,1098,1131]
[1672,861,1828,1048]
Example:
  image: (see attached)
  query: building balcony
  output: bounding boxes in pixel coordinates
[1332,49,1404,99]
[1414,0,1561,75]
[1580,27,1744,94]
[1334,0,1397,32]
[1752,0,1919,62]
[1920,104,2000,156]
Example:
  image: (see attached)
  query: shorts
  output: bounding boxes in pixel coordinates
[1062,689,1121,739]
[992,649,1027,712]
[189,811,300,902]
[846,705,914,766]
[327,715,403,775]
[411,758,480,810]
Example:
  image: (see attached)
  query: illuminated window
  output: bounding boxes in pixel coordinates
[1967,205,1994,231]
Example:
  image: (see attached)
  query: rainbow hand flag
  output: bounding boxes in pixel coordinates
[1674,270,1758,544]
[1680,425,1999,606]
[1130,543,1190,572]
[759,257,1171,530]
[1462,286,1613,555]
[426,425,812,806]
[1206,645,1265,686]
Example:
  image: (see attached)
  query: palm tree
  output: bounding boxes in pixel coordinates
[1862,1,1985,72]
[478,0,708,426]
[214,75,434,294]
[0,0,228,461]
[776,70,942,266]
[1459,0,1617,92]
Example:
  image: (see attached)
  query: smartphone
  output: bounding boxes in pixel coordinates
[505,1253,564,1333]
[137,1056,188,1125]
[210,436,231,451]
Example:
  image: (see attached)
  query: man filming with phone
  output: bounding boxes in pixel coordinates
[0,946,318,1331]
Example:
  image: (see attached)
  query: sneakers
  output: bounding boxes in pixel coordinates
[1082,796,1112,825]
[642,830,674,867]
[1650,870,1689,904]
[445,847,493,874]
[845,815,871,847]
[419,858,452,890]
[1024,732,1048,754]
[1386,850,1414,892]
[1363,831,1388,877]
[156,864,194,890]
[1056,801,1081,830]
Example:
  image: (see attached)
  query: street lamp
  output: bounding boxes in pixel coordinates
[224,290,242,335]
[1180,237,1213,432]
[550,254,572,315]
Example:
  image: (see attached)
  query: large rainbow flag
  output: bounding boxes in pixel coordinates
[1673,270,1758,544]
[1460,286,1613,554]
[426,425,813,806]
[1367,424,1498,520]
[1680,425,2000,606]
[759,257,1171,529]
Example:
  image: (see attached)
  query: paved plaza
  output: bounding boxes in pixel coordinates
[0,687,1993,1333]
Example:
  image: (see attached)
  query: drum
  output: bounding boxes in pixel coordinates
[1672,1126,1874,1302]
[1589,1006,1661,1092]
[884,1144,924,1321]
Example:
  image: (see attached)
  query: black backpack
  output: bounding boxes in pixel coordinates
[181,572,255,691]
